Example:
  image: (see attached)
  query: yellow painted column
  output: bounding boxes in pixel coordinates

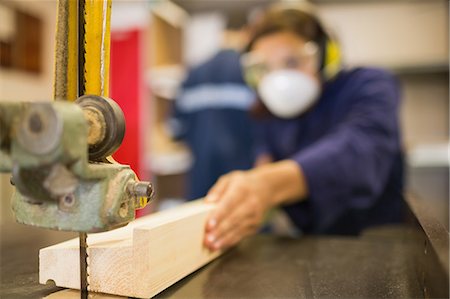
[53,0,112,100]
[82,0,112,97]
[53,0,78,101]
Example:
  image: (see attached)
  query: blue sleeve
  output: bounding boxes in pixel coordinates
[289,70,402,231]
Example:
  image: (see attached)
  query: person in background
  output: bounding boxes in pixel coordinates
[203,4,405,251]
[170,22,257,201]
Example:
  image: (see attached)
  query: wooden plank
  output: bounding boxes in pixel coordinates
[39,200,220,298]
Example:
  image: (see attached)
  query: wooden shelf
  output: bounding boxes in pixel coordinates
[146,65,186,100]
[145,150,192,176]
[407,141,450,168]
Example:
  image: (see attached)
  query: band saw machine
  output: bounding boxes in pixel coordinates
[0,0,153,297]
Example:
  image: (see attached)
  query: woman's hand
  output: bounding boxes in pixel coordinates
[204,160,308,251]
[204,170,272,251]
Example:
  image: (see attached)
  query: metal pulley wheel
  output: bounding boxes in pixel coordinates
[76,95,125,161]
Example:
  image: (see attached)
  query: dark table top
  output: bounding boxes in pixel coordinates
[1,225,423,299]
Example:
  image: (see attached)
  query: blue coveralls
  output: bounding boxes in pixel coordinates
[258,68,405,235]
[172,49,256,200]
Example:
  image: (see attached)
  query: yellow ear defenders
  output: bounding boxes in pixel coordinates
[322,37,342,81]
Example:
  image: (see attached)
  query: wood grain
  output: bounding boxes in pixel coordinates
[39,200,220,298]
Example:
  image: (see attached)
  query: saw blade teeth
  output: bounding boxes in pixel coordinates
[86,234,90,287]
[79,232,89,298]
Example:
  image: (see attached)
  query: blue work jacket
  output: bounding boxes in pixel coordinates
[258,68,405,235]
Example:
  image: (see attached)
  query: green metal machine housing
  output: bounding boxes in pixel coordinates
[0,97,153,233]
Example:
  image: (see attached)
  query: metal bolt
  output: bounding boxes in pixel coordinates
[29,113,43,133]
[128,181,155,209]
[133,182,154,198]
[64,194,74,205]
[58,193,76,211]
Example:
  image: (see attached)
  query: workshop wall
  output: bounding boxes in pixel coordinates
[318,1,448,69]
[0,1,55,102]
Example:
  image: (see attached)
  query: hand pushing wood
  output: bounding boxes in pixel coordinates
[204,160,309,251]
[204,171,270,250]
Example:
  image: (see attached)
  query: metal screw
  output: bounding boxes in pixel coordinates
[134,182,154,198]
[29,113,43,133]
[127,181,155,209]
[58,193,76,211]
[64,194,74,205]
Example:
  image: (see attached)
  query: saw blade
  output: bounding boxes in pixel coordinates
[79,232,88,298]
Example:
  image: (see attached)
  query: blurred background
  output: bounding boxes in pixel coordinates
[0,0,448,248]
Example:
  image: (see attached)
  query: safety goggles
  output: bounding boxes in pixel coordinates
[241,41,320,88]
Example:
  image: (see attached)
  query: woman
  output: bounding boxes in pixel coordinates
[204,6,404,251]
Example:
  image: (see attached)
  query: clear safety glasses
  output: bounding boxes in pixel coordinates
[241,41,320,88]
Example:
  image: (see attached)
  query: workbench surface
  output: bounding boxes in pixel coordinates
[1,226,423,299]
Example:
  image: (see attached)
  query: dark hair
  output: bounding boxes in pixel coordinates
[246,8,329,70]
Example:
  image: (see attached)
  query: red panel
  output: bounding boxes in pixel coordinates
[110,29,152,218]
[110,30,141,176]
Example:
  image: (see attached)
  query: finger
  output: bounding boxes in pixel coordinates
[207,179,245,231]
[209,197,254,242]
[206,171,244,203]
[205,215,246,250]
[212,220,257,251]
[204,176,233,231]
[205,171,247,234]
[205,196,258,249]
[205,175,231,203]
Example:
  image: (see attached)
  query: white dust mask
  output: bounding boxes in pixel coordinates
[257,70,320,119]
